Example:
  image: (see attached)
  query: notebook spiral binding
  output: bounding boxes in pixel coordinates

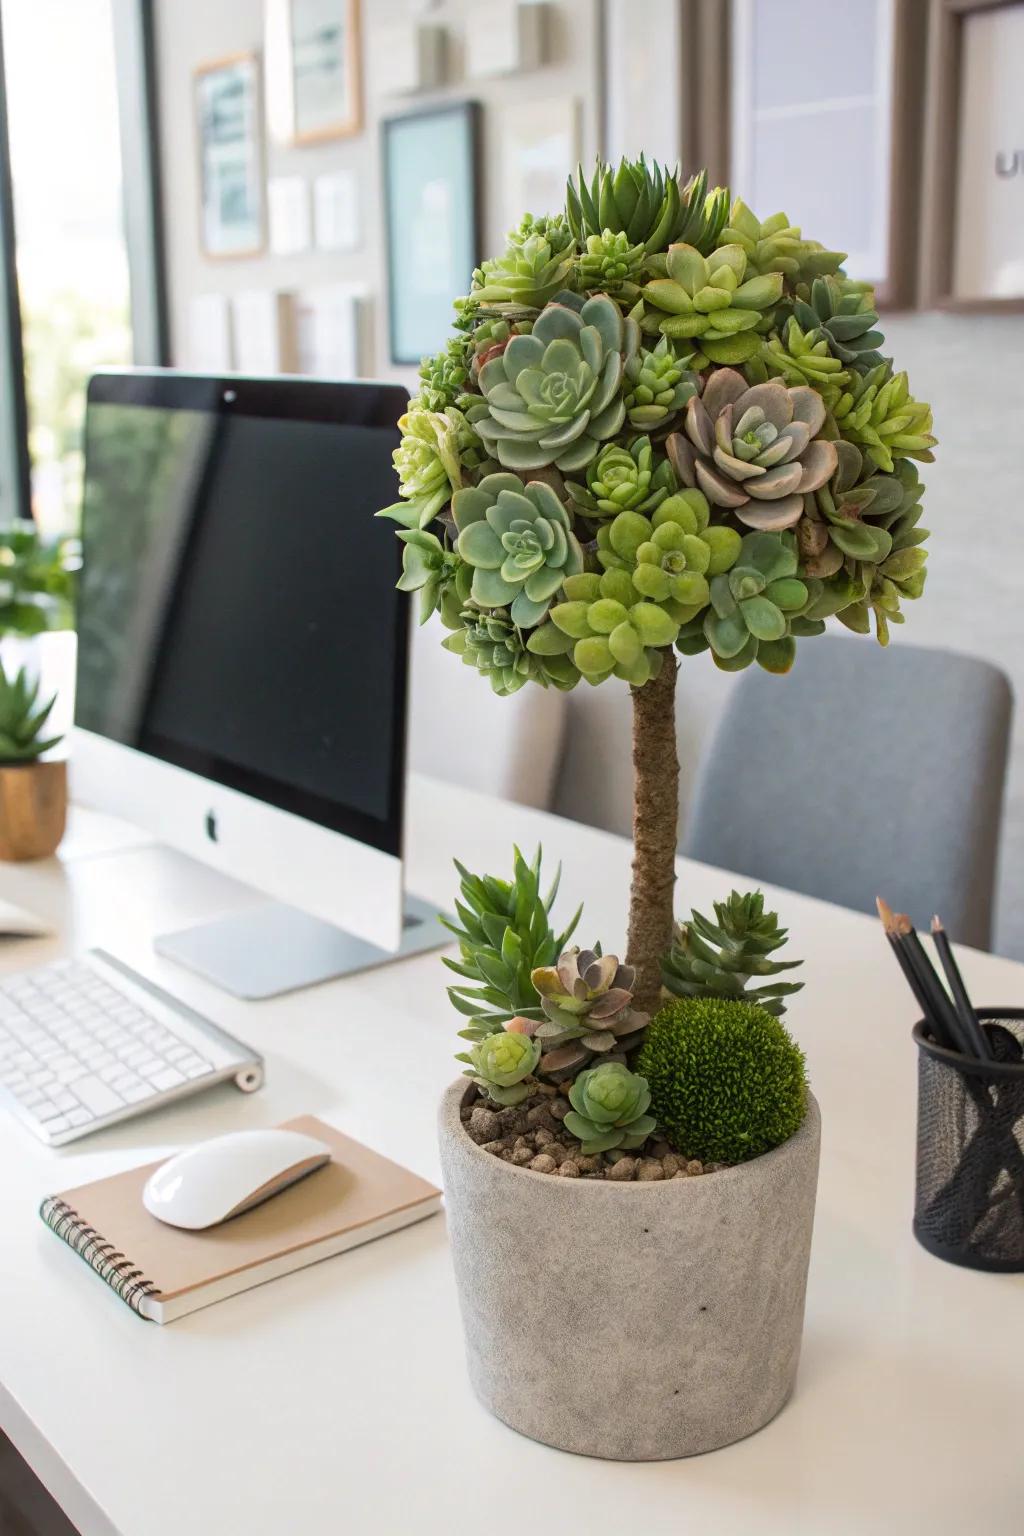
[39,1196,159,1317]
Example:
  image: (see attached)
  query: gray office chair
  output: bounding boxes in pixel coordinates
[684,635,1012,950]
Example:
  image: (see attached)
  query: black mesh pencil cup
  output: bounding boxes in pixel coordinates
[913,1011,1024,1272]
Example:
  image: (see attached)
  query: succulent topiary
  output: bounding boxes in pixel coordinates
[0,661,61,762]
[563,1061,656,1154]
[662,890,804,1018]
[474,292,638,474]
[451,472,584,627]
[459,1029,541,1106]
[442,847,581,1041]
[528,947,648,1079]
[637,997,807,1163]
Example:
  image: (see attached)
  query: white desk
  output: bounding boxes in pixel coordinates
[0,774,1021,1536]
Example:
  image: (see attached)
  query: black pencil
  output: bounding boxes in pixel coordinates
[930,917,992,1061]
[876,899,957,1051]
[897,915,974,1057]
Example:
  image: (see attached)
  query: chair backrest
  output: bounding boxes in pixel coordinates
[684,634,1013,949]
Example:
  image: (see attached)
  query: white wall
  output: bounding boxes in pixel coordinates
[154,0,602,387]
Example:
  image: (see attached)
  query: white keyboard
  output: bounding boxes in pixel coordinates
[0,950,264,1146]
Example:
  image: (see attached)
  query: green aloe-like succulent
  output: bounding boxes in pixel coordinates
[443,607,580,695]
[471,230,576,311]
[530,947,648,1080]
[563,1061,656,1154]
[0,660,61,762]
[597,490,742,623]
[474,292,638,474]
[566,159,725,256]
[622,336,699,431]
[676,529,807,674]
[378,406,484,530]
[538,568,679,686]
[459,1029,541,1106]
[830,364,937,474]
[793,276,886,372]
[667,368,837,531]
[662,890,804,1019]
[641,242,783,364]
[565,435,675,519]
[451,472,583,627]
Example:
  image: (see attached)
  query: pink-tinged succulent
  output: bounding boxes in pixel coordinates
[530,946,648,1080]
[667,368,838,532]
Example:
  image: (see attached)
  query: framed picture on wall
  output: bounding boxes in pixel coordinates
[195,54,266,259]
[265,0,362,145]
[920,0,1024,310]
[381,103,481,366]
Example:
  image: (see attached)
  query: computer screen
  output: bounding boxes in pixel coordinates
[76,372,409,856]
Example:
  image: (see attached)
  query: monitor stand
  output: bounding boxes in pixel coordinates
[154,895,447,1001]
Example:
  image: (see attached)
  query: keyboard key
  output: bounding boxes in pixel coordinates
[183,1060,212,1080]
[44,1116,71,1136]
[122,1081,154,1104]
[33,1100,64,1122]
[148,1067,185,1092]
[65,1107,91,1127]
[72,1075,123,1117]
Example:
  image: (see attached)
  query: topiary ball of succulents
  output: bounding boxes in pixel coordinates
[452,472,583,627]
[563,1061,656,1155]
[667,369,837,532]
[637,997,807,1163]
[460,1027,541,1107]
[474,293,638,474]
[530,946,648,1080]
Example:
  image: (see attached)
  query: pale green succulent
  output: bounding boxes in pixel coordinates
[622,336,699,431]
[396,528,459,625]
[565,435,675,520]
[720,199,845,284]
[641,242,784,364]
[830,364,937,473]
[681,530,808,674]
[597,490,742,622]
[578,229,646,294]
[667,368,838,531]
[415,337,472,412]
[536,568,679,686]
[471,231,576,310]
[451,472,583,627]
[443,608,580,695]
[793,276,885,373]
[474,292,638,474]
[458,1028,541,1106]
[755,315,850,403]
[563,1062,656,1154]
[377,406,484,530]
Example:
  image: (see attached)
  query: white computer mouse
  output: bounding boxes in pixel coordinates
[142,1127,332,1231]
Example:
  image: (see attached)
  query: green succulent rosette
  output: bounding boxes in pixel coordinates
[474,292,638,474]
[444,607,580,696]
[563,1061,656,1154]
[458,1028,541,1106]
[677,529,808,675]
[471,231,576,311]
[641,242,784,365]
[829,364,936,474]
[378,405,485,530]
[535,568,679,687]
[597,489,742,623]
[622,336,699,431]
[451,472,583,627]
[565,434,675,519]
[754,316,850,402]
[792,275,885,373]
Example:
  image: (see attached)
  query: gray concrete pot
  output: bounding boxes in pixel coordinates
[439,1081,821,1460]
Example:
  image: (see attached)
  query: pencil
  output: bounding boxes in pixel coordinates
[930,917,992,1061]
[896,913,973,1057]
[876,899,957,1051]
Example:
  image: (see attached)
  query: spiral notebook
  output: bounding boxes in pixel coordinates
[39,1115,441,1323]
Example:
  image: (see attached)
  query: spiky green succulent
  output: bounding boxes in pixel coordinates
[622,336,699,431]
[567,160,727,256]
[443,607,579,695]
[0,661,61,762]
[459,1029,541,1106]
[662,891,804,1019]
[563,1062,656,1154]
[529,947,648,1080]
[471,230,576,310]
[596,490,742,623]
[676,529,807,674]
[415,336,472,411]
[474,292,637,474]
[830,364,937,473]
[578,229,646,294]
[755,316,850,401]
[538,568,678,686]
[377,406,484,530]
[793,276,886,372]
[667,369,837,532]
[442,846,582,1041]
[641,242,784,365]
[565,435,675,519]
[451,472,583,627]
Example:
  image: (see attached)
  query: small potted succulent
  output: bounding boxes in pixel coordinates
[378,157,936,1458]
[0,658,66,861]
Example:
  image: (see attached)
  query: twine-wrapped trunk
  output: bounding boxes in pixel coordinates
[625,649,679,1015]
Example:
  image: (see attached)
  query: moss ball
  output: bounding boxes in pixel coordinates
[636,997,807,1164]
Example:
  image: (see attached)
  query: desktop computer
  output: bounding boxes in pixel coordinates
[72,368,443,999]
